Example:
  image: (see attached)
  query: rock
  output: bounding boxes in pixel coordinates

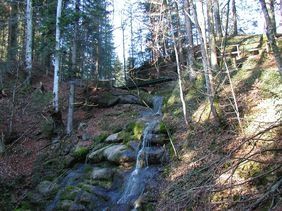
[69,203,87,211]
[37,180,58,196]
[58,200,73,210]
[139,147,165,165]
[92,167,114,180]
[82,133,91,141]
[88,146,108,163]
[150,134,168,145]
[28,192,44,204]
[104,144,135,164]
[105,133,123,143]
[88,144,136,165]
[77,191,92,204]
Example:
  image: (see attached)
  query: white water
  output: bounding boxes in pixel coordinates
[117,96,163,206]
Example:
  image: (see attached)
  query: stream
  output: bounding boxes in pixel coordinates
[46,96,166,210]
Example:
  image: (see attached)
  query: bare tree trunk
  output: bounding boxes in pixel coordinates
[207,0,219,72]
[214,0,223,37]
[266,0,276,36]
[169,1,189,126]
[192,1,219,122]
[25,0,33,84]
[231,0,238,35]
[184,0,196,81]
[7,1,18,69]
[121,18,127,81]
[260,0,282,73]
[53,0,63,112]
[67,81,75,135]
[67,0,79,135]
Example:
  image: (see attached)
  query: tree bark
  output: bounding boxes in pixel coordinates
[53,0,63,112]
[213,0,223,37]
[266,0,276,36]
[7,1,18,68]
[231,0,238,35]
[184,0,196,81]
[207,0,219,72]
[67,81,75,135]
[192,0,219,122]
[25,0,33,84]
[260,0,282,74]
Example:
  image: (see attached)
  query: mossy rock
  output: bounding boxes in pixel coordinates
[61,186,81,201]
[72,146,90,161]
[123,121,145,141]
[93,133,109,143]
[57,200,73,211]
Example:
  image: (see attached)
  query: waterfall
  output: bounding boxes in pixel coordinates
[117,96,163,206]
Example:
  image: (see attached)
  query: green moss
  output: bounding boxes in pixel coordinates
[237,161,262,179]
[61,186,81,201]
[77,183,93,193]
[118,131,131,144]
[132,122,145,140]
[73,147,89,160]
[14,201,33,211]
[258,69,282,98]
[90,179,112,189]
[93,133,108,143]
[159,121,167,134]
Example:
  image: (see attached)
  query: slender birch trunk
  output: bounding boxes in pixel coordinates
[25,0,32,84]
[192,1,218,122]
[53,0,62,112]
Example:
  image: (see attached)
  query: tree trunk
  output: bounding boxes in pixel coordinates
[66,0,79,135]
[67,81,75,135]
[169,1,189,126]
[7,1,18,69]
[231,0,238,35]
[266,0,276,36]
[213,0,223,37]
[53,0,63,112]
[25,0,33,84]
[207,0,219,71]
[192,1,219,122]
[184,0,196,81]
[260,0,282,73]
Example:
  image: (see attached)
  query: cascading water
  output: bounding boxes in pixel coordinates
[117,96,163,206]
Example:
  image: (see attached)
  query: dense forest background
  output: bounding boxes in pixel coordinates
[0,0,281,210]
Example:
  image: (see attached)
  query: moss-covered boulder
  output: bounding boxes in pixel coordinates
[87,144,136,165]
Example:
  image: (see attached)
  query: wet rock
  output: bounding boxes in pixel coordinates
[92,167,114,180]
[105,133,123,143]
[37,180,58,196]
[58,200,73,210]
[139,147,165,165]
[88,146,108,163]
[88,144,136,165]
[69,203,87,211]
[150,134,168,145]
[77,191,92,204]
[104,144,135,164]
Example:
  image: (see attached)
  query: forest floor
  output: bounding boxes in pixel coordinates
[0,35,281,210]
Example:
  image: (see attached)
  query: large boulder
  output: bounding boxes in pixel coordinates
[105,133,123,144]
[92,167,115,180]
[37,180,58,196]
[138,147,165,165]
[88,144,136,165]
[150,134,168,145]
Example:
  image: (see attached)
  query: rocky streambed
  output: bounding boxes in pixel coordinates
[31,96,169,210]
